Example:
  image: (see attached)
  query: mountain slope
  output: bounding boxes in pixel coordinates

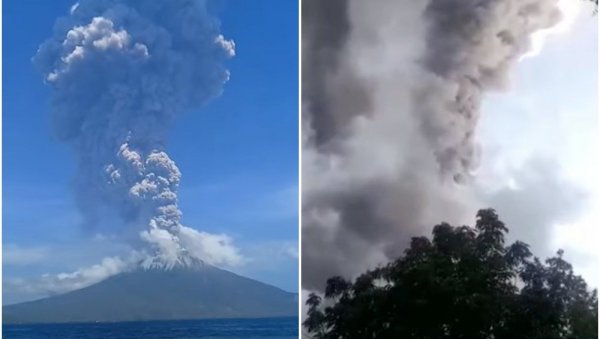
[3,264,298,324]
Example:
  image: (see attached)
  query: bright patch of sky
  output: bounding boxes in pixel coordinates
[478,1,598,286]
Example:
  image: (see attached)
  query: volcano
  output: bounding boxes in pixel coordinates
[3,264,298,324]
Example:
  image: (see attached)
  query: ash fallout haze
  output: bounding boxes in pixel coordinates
[302,0,598,299]
[3,0,299,307]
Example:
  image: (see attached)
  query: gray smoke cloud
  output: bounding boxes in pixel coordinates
[420,0,560,181]
[34,0,241,268]
[302,0,562,290]
[482,157,588,258]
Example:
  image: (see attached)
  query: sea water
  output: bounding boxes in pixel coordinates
[3,317,298,339]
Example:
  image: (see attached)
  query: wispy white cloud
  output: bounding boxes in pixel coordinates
[3,254,138,302]
[265,184,299,220]
[286,243,299,259]
[3,244,50,266]
[243,240,299,267]
[3,227,247,303]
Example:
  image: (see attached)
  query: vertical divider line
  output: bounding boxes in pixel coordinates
[297,0,303,336]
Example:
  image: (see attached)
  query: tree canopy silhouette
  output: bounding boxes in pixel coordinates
[304,209,598,339]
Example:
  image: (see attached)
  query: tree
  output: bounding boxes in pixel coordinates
[304,209,598,339]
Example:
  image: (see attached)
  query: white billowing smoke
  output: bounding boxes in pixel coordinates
[4,254,138,300]
[34,0,241,269]
[302,0,563,290]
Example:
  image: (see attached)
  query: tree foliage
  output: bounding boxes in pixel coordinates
[304,209,598,339]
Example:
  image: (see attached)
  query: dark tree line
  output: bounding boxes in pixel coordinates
[304,209,598,339]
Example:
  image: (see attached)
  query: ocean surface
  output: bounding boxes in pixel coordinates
[3,317,298,339]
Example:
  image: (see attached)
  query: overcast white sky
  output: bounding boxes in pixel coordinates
[477,0,598,286]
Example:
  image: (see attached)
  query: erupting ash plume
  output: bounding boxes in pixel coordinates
[302,0,562,290]
[421,0,560,182]
[35,0,240,268]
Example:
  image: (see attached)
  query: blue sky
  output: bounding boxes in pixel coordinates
[3,0,299,303]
